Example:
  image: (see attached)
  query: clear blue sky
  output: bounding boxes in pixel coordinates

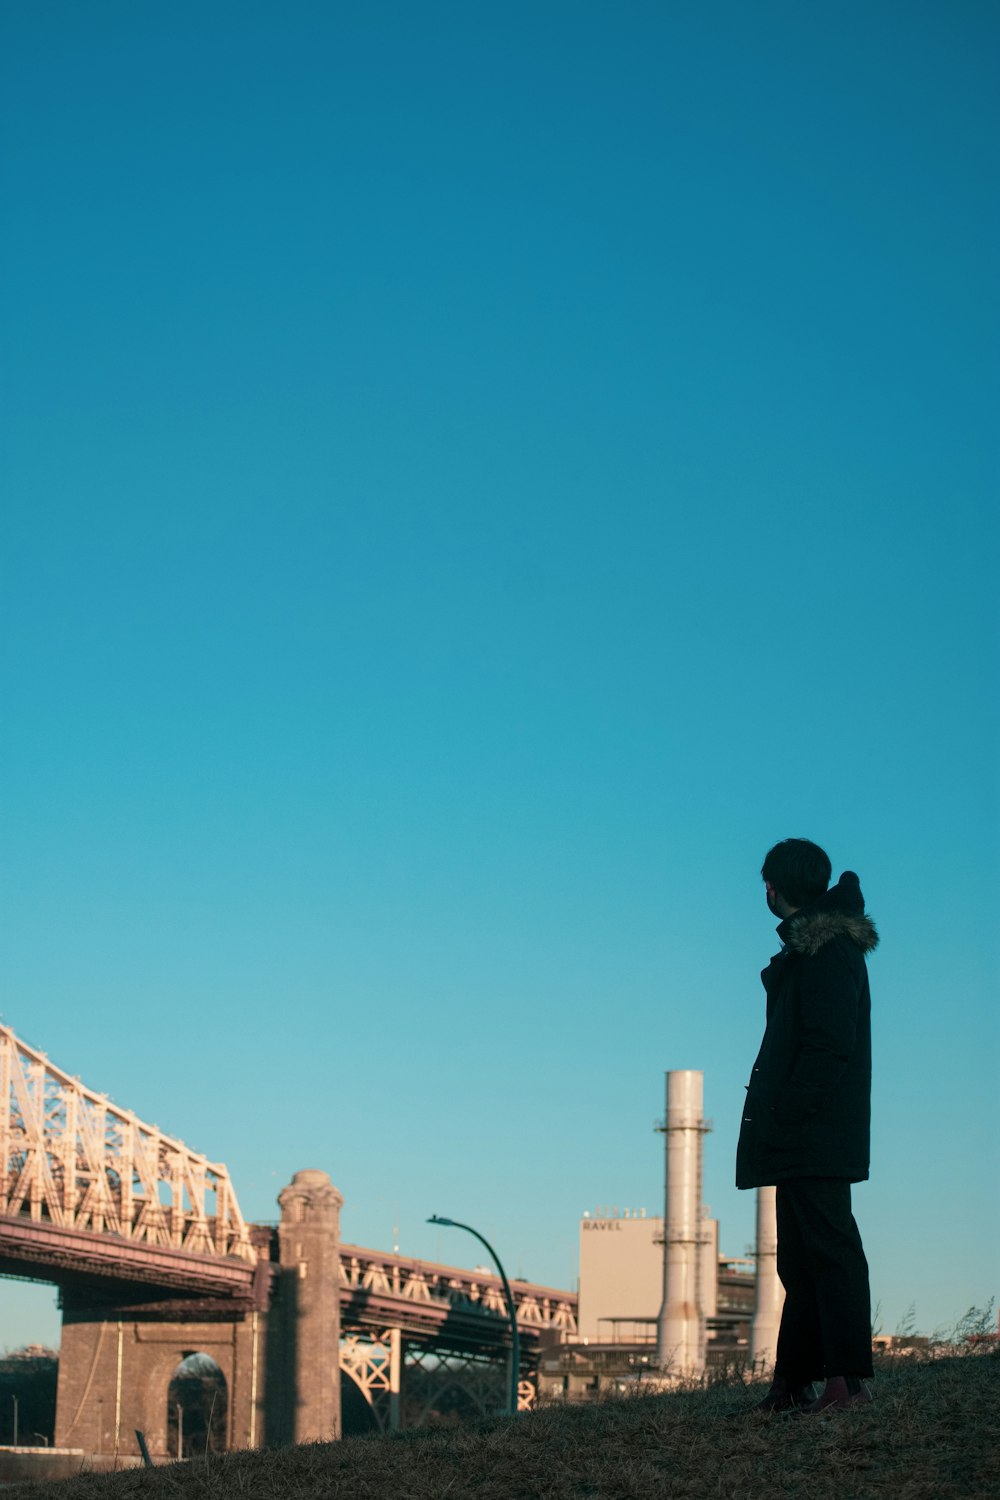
[1,2,996,1352]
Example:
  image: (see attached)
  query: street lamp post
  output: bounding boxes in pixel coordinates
[428,1215,521,1416]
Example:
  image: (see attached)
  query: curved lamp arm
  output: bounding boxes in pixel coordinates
[428,1215,521,1415]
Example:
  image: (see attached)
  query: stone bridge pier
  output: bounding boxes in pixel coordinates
[270,1168,344,1444]
[53,1170,343,1458]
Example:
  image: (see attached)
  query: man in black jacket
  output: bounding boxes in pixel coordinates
[737,838,877,1414]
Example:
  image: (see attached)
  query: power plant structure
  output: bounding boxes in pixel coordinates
[538,1068,784,1400]
[655,1069,712,1378]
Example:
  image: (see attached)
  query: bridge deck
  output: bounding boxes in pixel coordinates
[0,1214,257,1297]
[0,1221,578,1349]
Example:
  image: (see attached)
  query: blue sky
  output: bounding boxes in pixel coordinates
[1,1,996,1351]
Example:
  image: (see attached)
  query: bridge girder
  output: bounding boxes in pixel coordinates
[339,1242,577,1345]
[1,1023,254,1271]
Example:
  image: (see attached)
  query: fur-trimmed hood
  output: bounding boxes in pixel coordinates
[779,871,879,957]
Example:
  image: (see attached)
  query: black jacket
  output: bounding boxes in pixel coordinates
[736,872,877,1190]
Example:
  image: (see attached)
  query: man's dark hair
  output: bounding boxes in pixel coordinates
[761,838,832,908]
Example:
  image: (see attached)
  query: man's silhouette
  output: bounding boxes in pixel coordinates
[737,838,877,1413]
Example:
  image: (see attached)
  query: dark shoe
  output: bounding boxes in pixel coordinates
[793,1376,873,1415]
[725,1376,815,1418]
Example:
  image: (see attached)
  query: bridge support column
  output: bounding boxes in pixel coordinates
[389,1325,402,1431]
[276,1169,343,1444]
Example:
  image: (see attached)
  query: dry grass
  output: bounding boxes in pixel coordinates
[8,1350,998,1500]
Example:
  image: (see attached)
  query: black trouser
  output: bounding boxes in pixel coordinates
[774,1178,874,1381]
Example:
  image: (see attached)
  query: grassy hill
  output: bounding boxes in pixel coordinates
[8,1351,998,1500]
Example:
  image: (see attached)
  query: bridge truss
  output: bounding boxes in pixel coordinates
[1,1022,580,1434]
[341,1331,537,1430]
[0,1024,254,1271]
[338,1244,577,1428]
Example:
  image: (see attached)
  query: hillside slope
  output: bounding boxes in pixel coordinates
[8,1352,999,1500]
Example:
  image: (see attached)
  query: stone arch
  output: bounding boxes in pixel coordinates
[166,1352,228,1458]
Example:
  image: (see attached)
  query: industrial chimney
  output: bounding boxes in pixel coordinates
[655,1070,710,1379]
[750,1185,784,1372]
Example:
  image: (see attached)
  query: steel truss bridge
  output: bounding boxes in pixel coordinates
[338,1244,577,1427]
[0,1023,577,1435]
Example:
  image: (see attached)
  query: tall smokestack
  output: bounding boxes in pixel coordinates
[750,1185,784,1372]
[656,1070,709,1379]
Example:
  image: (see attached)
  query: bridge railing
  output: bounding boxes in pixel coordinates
[0,1024,254,1263]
